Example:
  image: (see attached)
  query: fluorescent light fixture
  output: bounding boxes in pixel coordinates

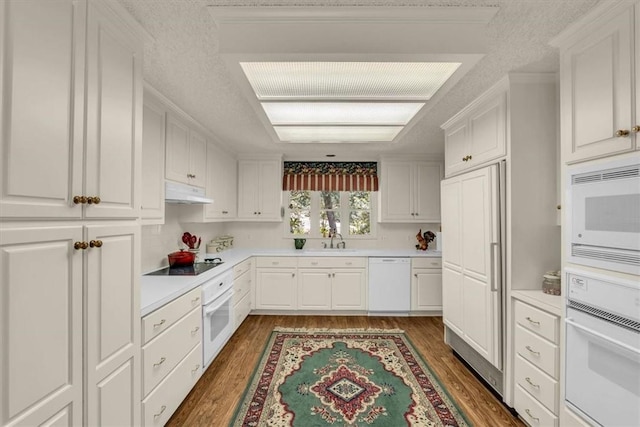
[240,62,461,100]
[261,102,425,125]
[274,126,403,143]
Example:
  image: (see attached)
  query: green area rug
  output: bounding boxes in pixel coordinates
[230,328,471,426]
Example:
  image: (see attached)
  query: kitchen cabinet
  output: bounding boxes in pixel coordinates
[379,159,442,222]
[411,258,443,313]
[205,143,238,221]
[551,1,639,163]
[233,258,253,328]
[442,92,506,177]
[141,288,202,426]
[165,114,207,188]
[0,0,142,220]
[255,257,297,310]
[141,88,166,224]
[237,159,283,221]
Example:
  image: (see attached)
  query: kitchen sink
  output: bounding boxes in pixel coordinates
[303,248,358,253]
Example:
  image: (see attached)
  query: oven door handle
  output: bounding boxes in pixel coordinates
[565,317,640,359]
[203,291,233,316]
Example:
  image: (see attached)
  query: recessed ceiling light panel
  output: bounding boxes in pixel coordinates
[261,102,425,125]
[274,126,403,143]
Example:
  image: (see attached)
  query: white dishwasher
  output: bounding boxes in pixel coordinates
[368,257,411,314]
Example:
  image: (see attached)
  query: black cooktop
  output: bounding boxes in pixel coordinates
[145,259,224,276]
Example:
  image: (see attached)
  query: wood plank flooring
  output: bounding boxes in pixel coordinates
[167,315,525,427]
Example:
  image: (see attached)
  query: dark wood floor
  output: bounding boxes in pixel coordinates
[167,315,525,427]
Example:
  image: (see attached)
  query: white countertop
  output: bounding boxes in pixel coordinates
[140,248,441,317]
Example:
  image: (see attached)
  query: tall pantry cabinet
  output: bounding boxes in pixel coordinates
[0,1,143,426]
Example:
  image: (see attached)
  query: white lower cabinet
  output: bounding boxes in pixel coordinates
[140,288,203,426]
[411,258,443,313]
[255,257,298,310]
[233,258,253,328]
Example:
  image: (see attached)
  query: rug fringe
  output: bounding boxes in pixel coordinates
[273,327,405,334]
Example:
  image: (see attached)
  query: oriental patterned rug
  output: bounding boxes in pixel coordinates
[230,328,471,426]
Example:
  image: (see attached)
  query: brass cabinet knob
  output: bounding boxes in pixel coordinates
[633,125,640,133]
[89,240,103,248]
[615,129,630,137]
[87,196,101,204]
[74,241,88,250]
[556,205,561,210]
[73,196,87,204]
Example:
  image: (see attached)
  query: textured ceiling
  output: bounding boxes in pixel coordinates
[118,0,598,159]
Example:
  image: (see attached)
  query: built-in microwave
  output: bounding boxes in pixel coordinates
[568,154,640,275]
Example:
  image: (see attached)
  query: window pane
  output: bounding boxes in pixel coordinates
[349,191,370,209]
[349,211,371,235]
[320,210,341,236]
[290,210,310,235]
[289,191,311,210]
[320,191,340,209]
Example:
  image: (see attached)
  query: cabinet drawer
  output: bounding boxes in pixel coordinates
[514,384,558,427]
[297,257,366,268]
[233,269,251,305]
[515,300,559,343]
[142,307,202,396]
[234,292,251,329]
[256,257,297,268]
[233,258,252,278]
[411,258,442,269]
[515,355,558,414]
[142,343,202,427]
[142,287,201,344]
[515,324,558,378]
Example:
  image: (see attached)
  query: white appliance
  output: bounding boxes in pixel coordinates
[368,258,411,314]
[165,180,213,204]
[202,269,234,368]
[565,268,640,427]
[440,162,505,396]
[568,154,640,275]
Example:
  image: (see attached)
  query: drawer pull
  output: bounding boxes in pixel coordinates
[345,262,352,265]
[153,405,167,420]
[525,346,540,356]
[311,262,318,265]
[525,409,539,422]
[272,261,279,265]
[192,364,200,374]
[191,326,200,335]
[153,319,166,328]
[526,316,540,326]
[525,377,540,389]
[192,297,200,304]
[153,357,166,367]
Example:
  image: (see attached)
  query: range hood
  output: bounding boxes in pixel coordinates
[165,181,213,204]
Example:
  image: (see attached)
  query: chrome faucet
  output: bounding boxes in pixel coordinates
[330,232,344,249]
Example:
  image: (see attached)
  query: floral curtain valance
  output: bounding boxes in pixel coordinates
[283,161,379,192]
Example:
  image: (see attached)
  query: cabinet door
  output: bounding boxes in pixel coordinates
[442,266,464,336]
[165,115,191,185]
[85,4,142,219]
[332,269,366,310]
[188,130,207,188]
[141,97,166,224]
[0,226,83,426]
[561,7,634,162]
[258,160,283,219]
[444,120,468,177]
[255,269,296,309]
[205,144,235,220]
[237,160,259,218]
[225,155,238,218]
[85,223,140,426]
[380,161,414,221]
[411,270,443,311]
[467,94,506,167]
[440,177,462,270]
[298,270,332,310]
[0,0,85,219]
[414,162,442,222]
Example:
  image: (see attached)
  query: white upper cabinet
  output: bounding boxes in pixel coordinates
[552,1,638,163]
[141,90,166,225]
[204,143,237,220]
[237,159,282,221]
[443,93,506,176]
[165,114,207,188]
[379,159,442,223]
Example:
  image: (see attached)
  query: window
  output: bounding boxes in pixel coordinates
[287,191,375,238]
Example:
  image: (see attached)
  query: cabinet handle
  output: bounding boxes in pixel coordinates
[525,377,540,389]
[332,273,335,278]
[411,213,415,216]
[258,211,262,215]
[192,297,200,304]
[615,129,630,137]
[153,406,167,420]
[524,409,539,422]
[153,357,166,367]
[415,212,418,216]
[311,262,318,265]
[556,204,561,210]
[153,319,166,328]
[73,195,87,204]
[73,241,88,250]
[467,155,472,161]
[525,345,540,356]
[525,316,540,326]
[87,196,101,204]
[254,211,258,215]
[345,262,352,265]
[633,125,640,133]
[191,326,200,335]
[272,262,279,265]
[89,240,103,248]
[222,211,228,214]
[414,273,418,278]
[192,364,200,374]
[292,273,295,278]
[328,273,332,278]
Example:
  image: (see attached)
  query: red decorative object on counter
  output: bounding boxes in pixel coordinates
[168,250,196,267]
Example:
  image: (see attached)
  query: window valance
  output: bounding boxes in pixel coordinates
[283,161,378,192]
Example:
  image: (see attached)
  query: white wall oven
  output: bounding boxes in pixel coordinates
[568,154,640,275]
[201,270,234,369]
[565,269,640,427]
